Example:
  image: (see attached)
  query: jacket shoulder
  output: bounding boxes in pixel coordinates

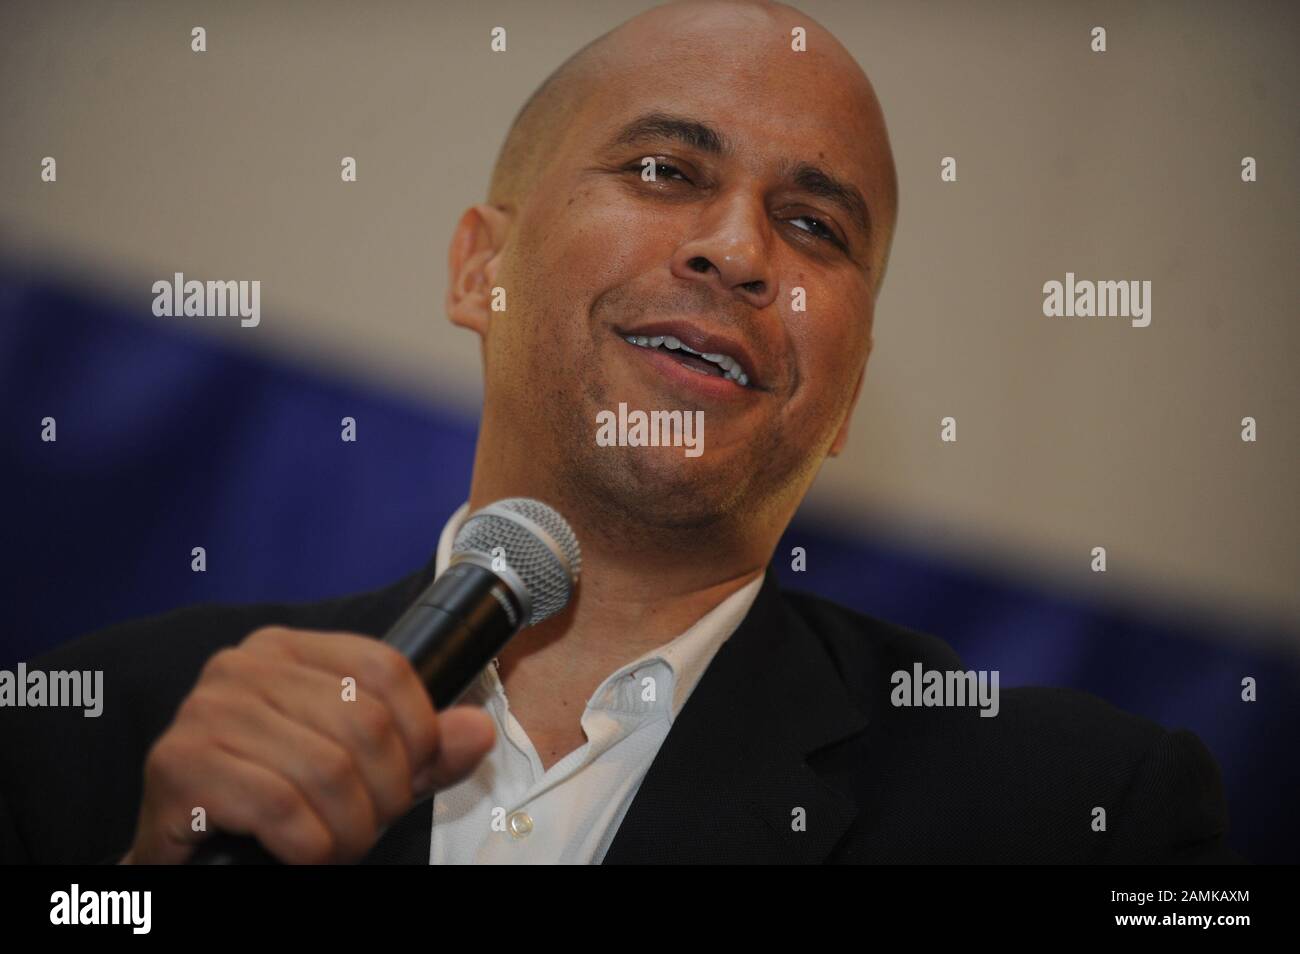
[23,562,434,703]
[0,563,432,863]
[779,584,965,672]
[775,587,1240,863]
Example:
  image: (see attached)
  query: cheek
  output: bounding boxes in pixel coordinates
[549,184,675,287]
[495,192,643,384]
[787,299,871,420]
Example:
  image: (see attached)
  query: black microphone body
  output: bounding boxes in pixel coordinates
[384,560,522,709]
[188,560,527,865]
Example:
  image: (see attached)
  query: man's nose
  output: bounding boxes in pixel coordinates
[669,190,778,311]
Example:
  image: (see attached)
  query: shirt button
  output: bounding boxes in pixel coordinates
[507,811,534,838]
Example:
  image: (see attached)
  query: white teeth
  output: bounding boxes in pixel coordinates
[694,351,745,379]
[623,332,752,387]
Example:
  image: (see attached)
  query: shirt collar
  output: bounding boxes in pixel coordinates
[433,501,764,723]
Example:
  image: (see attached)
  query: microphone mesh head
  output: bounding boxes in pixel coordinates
[451,498,581,626]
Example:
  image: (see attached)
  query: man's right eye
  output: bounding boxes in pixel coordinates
[631,159,690,183]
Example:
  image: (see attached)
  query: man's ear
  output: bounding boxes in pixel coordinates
[446,203,512,338]
[828,342,872,458]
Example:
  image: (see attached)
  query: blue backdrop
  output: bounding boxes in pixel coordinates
[2,263,1296,863]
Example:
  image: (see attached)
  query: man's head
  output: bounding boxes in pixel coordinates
[448,0,898,554]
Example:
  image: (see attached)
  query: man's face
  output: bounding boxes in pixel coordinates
[483,12,894,533]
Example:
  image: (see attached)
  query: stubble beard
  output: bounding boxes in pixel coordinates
[532,317,819,547]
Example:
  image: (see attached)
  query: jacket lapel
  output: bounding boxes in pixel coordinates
[602,564,870,863]
[363,563,871,864]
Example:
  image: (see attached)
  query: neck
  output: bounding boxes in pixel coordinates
[463,449,787,730]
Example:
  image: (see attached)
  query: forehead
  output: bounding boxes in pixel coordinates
[571,35,890,223]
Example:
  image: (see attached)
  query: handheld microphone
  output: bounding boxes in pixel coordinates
[187,497,581,864]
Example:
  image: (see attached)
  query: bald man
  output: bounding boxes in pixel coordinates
[0,0,1238,865]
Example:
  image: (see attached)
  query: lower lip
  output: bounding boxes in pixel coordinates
[620,338,757,402]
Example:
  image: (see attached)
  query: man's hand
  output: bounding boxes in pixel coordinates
[120,625,495,864]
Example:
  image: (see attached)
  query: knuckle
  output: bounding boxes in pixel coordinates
[242,626,297,660]
[350,699,394,750]
[259,776,305,824]
[311,745,357,792]
[177,688,226,724]
[200,647,236,686]
[357,645,409,694]
[200,647,243,681]
[243,625,287,648]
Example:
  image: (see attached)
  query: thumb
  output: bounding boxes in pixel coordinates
[413,705,496,794]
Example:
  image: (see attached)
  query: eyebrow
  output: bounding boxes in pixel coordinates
[609,111,732,157]
[605,111,873,246]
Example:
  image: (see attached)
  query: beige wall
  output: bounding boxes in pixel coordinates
[2,0,1296,641]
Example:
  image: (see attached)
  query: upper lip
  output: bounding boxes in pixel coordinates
[614,320,768,390]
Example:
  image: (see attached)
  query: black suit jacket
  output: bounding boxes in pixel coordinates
[0,557,1242,864]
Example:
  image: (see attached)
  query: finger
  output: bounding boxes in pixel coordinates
[191,689,385,857]
[216,660,416,824]
[244,629,441,774]
[142,737,335,864]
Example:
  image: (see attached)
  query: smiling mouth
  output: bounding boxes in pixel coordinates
[618,332,752,388]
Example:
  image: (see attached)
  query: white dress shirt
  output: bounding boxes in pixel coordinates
[426,501,764,864]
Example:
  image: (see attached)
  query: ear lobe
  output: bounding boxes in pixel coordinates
[446,204,511,338]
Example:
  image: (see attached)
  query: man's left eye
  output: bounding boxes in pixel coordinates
[646,160,689,181]
[789,215,843,247]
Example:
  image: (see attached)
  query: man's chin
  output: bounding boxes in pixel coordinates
[566,447,742,531]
